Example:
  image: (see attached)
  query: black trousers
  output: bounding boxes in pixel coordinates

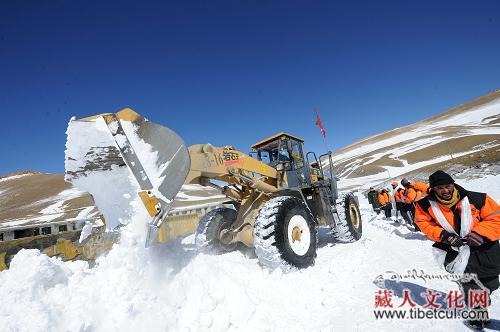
[396,202,405,217]
[403,203,420,231]
[438,241,500,321]
[371,203,381,214]
[401,203,414,223]
[460,276,499,320]
[381,203,392,218]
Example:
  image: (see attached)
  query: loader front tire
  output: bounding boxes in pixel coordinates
[332,193,362,242]
[254,196,317,270]
[195,208,238,254]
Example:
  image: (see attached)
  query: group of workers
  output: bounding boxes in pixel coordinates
[367,170,500,329]
[368,178,429,227]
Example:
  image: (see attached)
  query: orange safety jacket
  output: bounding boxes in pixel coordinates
[413,182,429,197]
[394,188,404,202]
[414,185,500,242]
[403,186,420,203]
[378,192,391,205]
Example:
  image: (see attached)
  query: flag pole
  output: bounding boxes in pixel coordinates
[321,133,329,153]
[314,110,329,149]
[314,109,334,171]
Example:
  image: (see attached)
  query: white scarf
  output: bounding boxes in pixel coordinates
[429,196,472,274]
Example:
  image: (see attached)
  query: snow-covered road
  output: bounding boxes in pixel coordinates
[1,194,498,331]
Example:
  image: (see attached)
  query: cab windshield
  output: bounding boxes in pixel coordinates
[255,139,304,169]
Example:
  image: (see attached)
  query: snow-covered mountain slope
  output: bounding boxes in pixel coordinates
[330,90,500,192]
[0,172,223,229]
[0,175,498,332]
[0,171,100,230]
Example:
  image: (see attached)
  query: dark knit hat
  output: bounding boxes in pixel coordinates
[429,170,455,188]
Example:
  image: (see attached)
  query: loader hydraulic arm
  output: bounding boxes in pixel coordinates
[185,144,282,200]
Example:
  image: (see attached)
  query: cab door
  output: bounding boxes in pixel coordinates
[286,139,311,188]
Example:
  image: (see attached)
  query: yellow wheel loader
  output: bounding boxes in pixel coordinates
[65,109,362,269]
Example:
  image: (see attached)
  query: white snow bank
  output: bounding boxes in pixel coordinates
[458,173,500,202]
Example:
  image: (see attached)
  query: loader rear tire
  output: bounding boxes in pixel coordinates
[195,208,238,254]
[332,193,362,242]
[254,196,317,270]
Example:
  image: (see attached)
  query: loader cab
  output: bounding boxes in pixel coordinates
[252,133,312,188]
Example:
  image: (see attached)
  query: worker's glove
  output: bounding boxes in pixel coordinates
[466,232,486,247]
[440,230,464,247]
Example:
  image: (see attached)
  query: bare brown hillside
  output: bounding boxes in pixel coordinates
[0,172,223,229]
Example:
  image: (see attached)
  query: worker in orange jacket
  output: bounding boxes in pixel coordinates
[401,179,421,203]
[391,181,405,222]
[413,181,430,198]
[414,170,500,329]
[377,189,392,218]
[401,178,420,229]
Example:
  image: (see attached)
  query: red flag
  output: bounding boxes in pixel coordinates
[314,111,326,138]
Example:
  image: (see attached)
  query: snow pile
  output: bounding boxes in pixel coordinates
[463,173,500,201]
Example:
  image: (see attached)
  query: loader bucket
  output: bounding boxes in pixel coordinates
[65,108,190,236]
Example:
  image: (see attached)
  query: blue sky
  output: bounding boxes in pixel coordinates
[1,1,499,175]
